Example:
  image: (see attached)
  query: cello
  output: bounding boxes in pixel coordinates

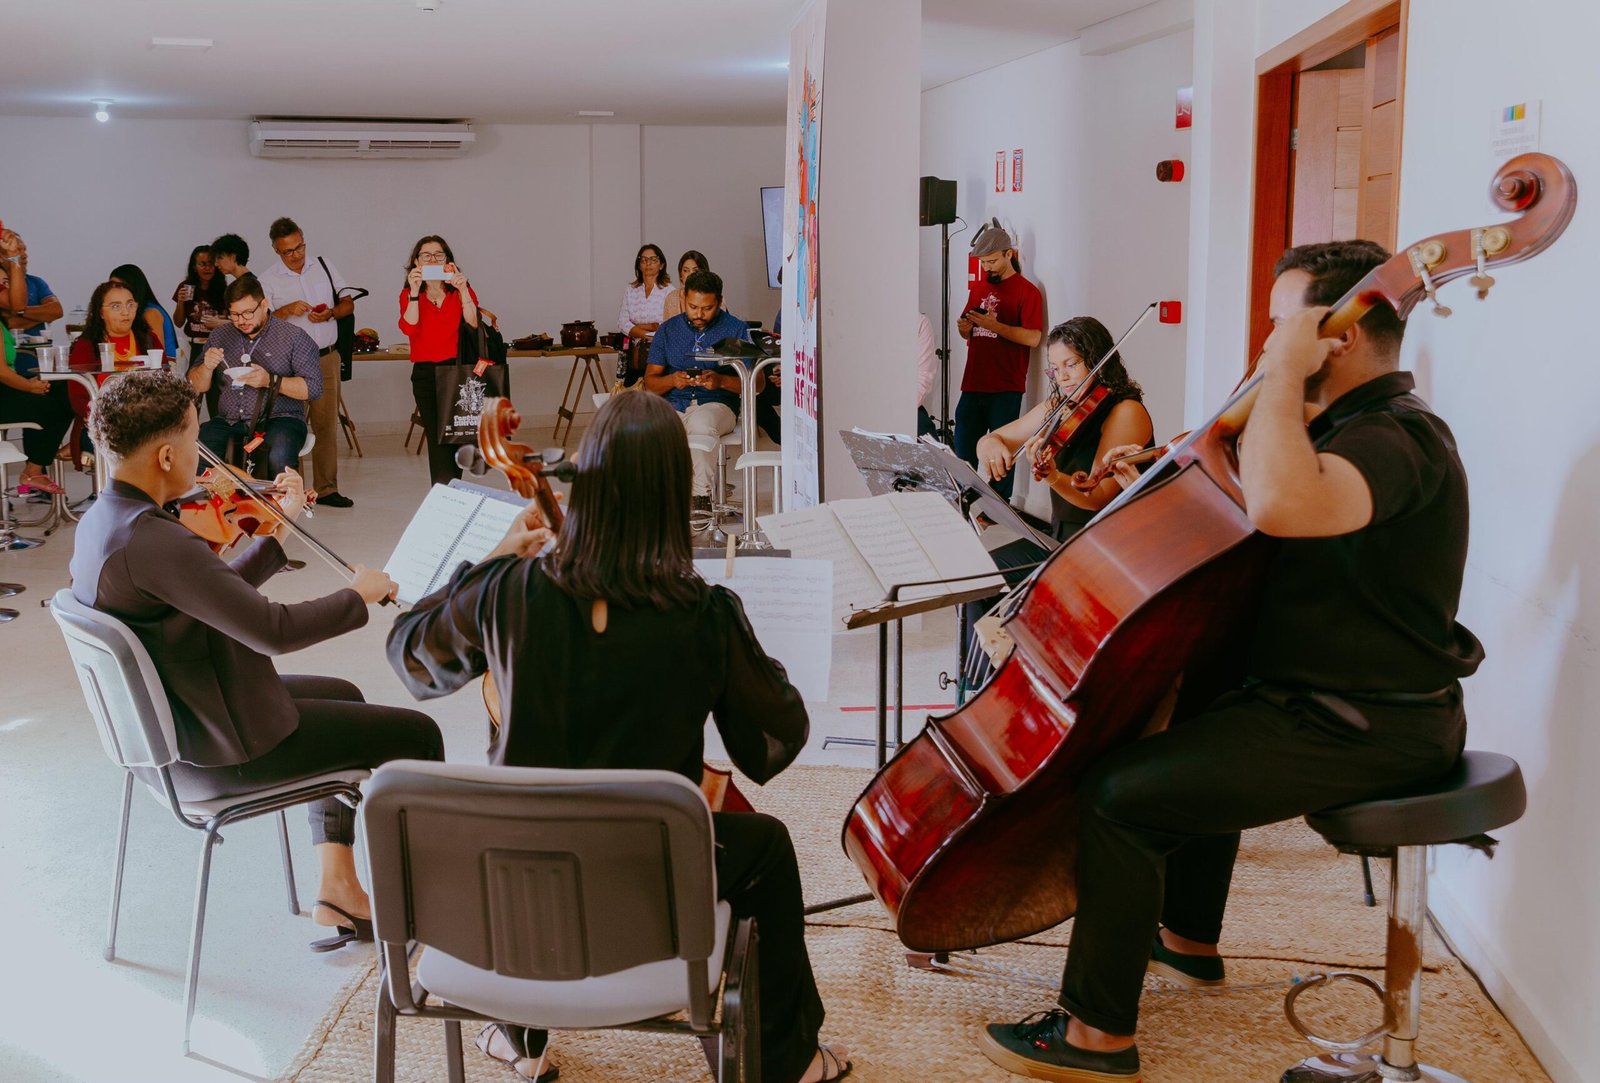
[472,396,754,813]
[842,153,1577,953]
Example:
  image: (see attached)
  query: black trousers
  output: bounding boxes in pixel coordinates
[410,361,464,487]
[506,810,825,1083]
[156,675,445,846]
[1056,683,1466,1036]
[953,390,1024,499]
[0,378,76,469]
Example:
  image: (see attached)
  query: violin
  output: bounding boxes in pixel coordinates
[176,462,316,554]
[843,153,1577,953]
[1026,303,1157,482]
[472,396,756,814]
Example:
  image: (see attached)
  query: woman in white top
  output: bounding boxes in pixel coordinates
[618,244,675,339]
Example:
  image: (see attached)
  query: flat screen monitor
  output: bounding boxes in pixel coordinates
[760,186,784,289]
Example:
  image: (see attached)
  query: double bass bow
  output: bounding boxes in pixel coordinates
[470,396,755,814]
[843,153,1576,953]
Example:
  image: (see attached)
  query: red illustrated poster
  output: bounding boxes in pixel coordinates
[995,151,1005,193]
[1011,148,1024,192]
[1176,86,1193,129]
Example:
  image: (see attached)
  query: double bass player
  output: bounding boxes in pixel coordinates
[979,240,1484,1082]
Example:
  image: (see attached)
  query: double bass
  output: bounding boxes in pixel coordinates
[842,153,1577,953]
[473,397,754,813]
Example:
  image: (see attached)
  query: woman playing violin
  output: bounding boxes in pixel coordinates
[69,370,445,953]
[387,391,851,1083]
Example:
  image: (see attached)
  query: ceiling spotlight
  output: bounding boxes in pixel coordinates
[577,110,615,118]
[93,99,112,122]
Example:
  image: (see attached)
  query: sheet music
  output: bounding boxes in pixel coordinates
[694,557,832,702]
[887,491,1004,592]
[384,484,524,605]
[829,496,945,603]
[758,504,884,627]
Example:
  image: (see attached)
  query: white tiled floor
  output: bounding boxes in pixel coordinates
[0,430,964,1082]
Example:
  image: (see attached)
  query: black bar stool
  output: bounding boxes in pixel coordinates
[1282,751,1526,1083]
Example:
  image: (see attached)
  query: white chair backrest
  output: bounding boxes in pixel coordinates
[49,589,181,770]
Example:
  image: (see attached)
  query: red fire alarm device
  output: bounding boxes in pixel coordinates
[1159,300,1183,324]
[1156,159,1185,183]
[968,255,982,288]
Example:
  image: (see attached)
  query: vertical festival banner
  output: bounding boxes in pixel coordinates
[781,0,825,509]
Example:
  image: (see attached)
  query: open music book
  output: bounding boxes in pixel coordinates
[384,482,525,605]
[759,491,1003,628]
[693,555,833,702]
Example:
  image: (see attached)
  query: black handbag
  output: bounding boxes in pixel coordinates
[318,256,368,381]
[437,315,510,445]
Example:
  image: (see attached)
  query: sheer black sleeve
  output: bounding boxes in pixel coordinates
[387,556,517,700]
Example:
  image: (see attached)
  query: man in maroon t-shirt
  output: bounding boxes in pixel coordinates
[955,221,1044,499]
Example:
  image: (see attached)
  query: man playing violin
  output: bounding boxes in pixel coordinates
[70,370,444,952]
[980,240,1484,1081]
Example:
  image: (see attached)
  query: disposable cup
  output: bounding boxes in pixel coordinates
[145,349,163,368]
[98,342,115,371]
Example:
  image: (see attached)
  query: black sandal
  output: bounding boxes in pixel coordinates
[308,900,373,953]
[816,1043,852,1081]
[475,1023,559,1082]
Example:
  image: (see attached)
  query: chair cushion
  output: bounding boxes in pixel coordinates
[155,769,370,818]
[417,900,731,1029]
[1305,751,1526,849]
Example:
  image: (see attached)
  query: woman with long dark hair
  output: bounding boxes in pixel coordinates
[108,262,178,360]
[172,245,227,369]
[661,249,708,321]
[388,392,852,1083]
[398,234,479,485]
[618,242,675,339]
[963,316,1155,687]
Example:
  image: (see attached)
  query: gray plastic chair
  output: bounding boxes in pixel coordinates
[361,760,758,1083]
[49,589,368,1053]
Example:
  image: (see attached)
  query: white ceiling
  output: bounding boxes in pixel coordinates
[3,0,1155,126]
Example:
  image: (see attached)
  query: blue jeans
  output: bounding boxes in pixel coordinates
[199,415,307,479]
[954,390,1025,499]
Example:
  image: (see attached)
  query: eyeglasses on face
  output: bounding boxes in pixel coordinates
[276,241,307,258]
[229,298,267,323]
[104,300,139,313]
[417,250,449,264]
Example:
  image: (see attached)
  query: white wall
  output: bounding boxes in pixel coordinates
[0,115,782,432]
[641,125,784,328]
[921,23,1192,518]
[1186,1,1599,1079]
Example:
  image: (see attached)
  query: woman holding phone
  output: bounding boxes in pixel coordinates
[399,234,478,485]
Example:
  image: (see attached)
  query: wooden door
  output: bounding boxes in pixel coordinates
[1356,26,1403,249]
[1291,69,1366,245]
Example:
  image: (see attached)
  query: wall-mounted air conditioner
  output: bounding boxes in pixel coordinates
[248,119,476,159]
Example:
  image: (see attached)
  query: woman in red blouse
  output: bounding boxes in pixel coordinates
[62,281,161,474]
[399,235,478,484]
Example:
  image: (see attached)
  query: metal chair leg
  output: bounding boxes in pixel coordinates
[374,973,398,1083]
[444,1019,466,1083]
[181,824,223,1055]
[277,810,300,916]
[105,771,135,961]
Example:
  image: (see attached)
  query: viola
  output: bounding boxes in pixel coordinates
[473,396,755,815]
[176,462,316,554]
[842,153,1577,953]
[1024,303,1157,482]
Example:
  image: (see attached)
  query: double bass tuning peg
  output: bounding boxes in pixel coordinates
[1408,242,1452,318]
[1470,226,1511,300]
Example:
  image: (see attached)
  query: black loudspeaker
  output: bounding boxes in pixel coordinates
[919,176,957,226]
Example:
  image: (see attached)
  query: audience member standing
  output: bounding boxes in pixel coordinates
[108,263,178,361]
[953,222,1043,500]
[398,235,479,486]
[210,233,251,281]
[259,217,355,508]
[173,245,227,369]
[3,233,64,340]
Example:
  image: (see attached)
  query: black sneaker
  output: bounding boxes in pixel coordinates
[1147,934,1226,988]
[978,1009,1140,1082]
[318,491,354,508]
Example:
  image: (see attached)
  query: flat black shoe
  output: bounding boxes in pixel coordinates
[978,1009,1140,1082]
[309,899,373,953]
[317,491,354,508]
[1147,934,1225,988]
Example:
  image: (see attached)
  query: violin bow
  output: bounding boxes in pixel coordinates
[192,442,392,605]
[1026,302,1158,446]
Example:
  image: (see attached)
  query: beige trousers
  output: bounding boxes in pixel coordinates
[680,401,737,496]
[307,349,341,495]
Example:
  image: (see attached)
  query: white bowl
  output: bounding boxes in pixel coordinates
[223,365,254,379]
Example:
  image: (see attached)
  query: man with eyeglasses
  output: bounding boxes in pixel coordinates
[258,216,356,508]
[189,275,321,479]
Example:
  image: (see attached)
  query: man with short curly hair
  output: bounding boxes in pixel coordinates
[70,371,443,950]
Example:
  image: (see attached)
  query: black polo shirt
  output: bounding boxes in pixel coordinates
[1246,371,1484,693]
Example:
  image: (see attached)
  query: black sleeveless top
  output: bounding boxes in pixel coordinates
[1048,391,1151,541]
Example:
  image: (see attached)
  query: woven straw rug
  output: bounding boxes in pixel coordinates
[281,764,1549,1082]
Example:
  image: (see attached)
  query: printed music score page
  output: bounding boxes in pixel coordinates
[693,557,832,702]
[384,483,525,605]
[759,491,1002,626]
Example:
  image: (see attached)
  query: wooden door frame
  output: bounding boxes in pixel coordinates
[1248,0,1407,360]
